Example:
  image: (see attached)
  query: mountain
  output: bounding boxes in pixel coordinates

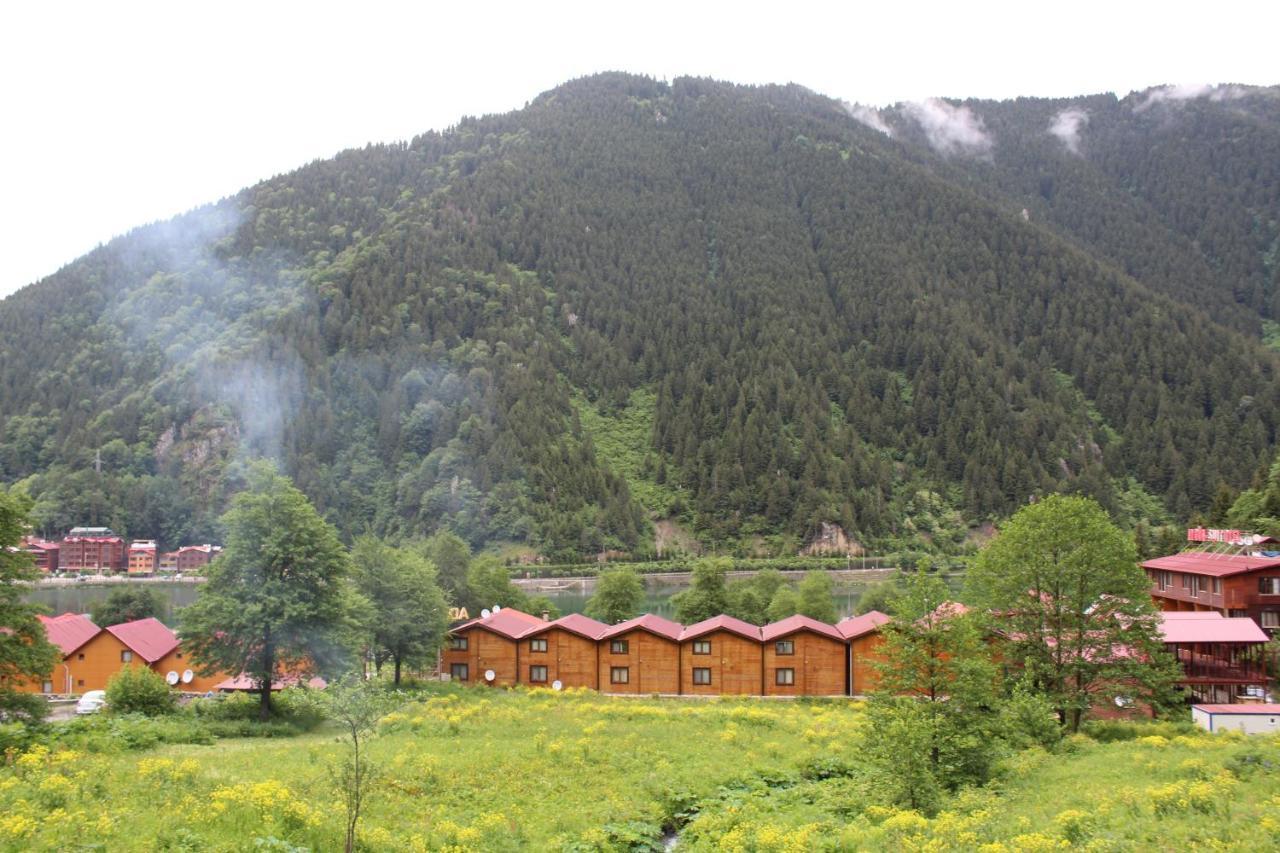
[2,73,1278,560]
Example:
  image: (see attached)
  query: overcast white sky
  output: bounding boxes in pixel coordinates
[2,0,1277,298]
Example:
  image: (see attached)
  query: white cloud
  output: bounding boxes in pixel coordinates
[902,98,993,158]
[843,102,893,136]
[1048,107,1089,154]
[1135,83,1246,111]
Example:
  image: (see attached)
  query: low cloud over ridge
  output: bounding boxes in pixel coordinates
[1048,107,1089,154]
[902,98,993,158]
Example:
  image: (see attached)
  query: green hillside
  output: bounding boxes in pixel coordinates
[2,75,1279,558]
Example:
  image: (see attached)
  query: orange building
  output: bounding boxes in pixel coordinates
[17,613,101,694]
[761,615,848,696]
[519,613,609,689]
[441,608,548,686]
[598,614,683,695]
[127,541,158,575]
[837,610,891,696]
[678,615,763,695]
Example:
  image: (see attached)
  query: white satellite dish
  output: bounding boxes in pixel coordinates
[492,605,502,612]
[481,608,492,619]
[552,680,563,691]
[1114,695,1132,708]
[484,669,495,682]
[165,671,179,686]
[181,669,194,684]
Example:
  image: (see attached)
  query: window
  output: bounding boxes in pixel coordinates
[610,639,629,654]
[529,665,548,683]
[1262,611,1280,628]
[692,640,711,655]
[776,668,795,686]
[1212,578,1223,595]
[1260,577,1280,595]
[529,638,548,653]
[449,636,468,651]
[450,663,469,682]
[1188,575,1205,596]
[775,640,794,655]
[121,650,133,663]
[77,679,84,687]
[1230,609,1247,618]
[1156,571,1174,591]
[692,667,712,685]
[176,652,183,659]
[77,653,85,661]
[41,681,53,694]
[611,666,630,684]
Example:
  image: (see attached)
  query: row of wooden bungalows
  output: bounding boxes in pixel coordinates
[440,608,892,697]
[12,613,232,695]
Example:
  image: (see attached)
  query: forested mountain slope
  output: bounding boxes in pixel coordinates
[2,74,1278,559]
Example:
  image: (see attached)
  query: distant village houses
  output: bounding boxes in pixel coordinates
[21,526,220,576]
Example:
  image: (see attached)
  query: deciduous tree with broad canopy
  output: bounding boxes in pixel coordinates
[585,566,644,624]
[351,536,449,685]
[0,489,58,721]
[182,464,365,720]
[965,494,1180,731]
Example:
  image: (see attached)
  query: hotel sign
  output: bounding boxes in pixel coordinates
[1186,528,1242,543]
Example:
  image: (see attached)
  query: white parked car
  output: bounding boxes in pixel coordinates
[75,690,107,715]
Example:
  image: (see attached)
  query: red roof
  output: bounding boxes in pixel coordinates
[1160,611,1224,620]
[1159,614,1269,644]
[105,617,179,663]
[679,614,761,643]
[527,612,610,641]
[761,614,844,643]
[1143,552,1280,578]
[836,610,891,640]
[451,607,547,640]
[38,613,100,656]
[215,674,327,691]
[601,613,684,642]
[1193,704,1280,715]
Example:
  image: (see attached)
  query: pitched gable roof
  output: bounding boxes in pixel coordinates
[451,607,547,640]
[1159,614,1269,644]
[836,610,891,640]
[679,614,761,643]
[761,614,844,643]
[105,617,179,663]
[601,613,684,642]
[529,613,610,641]
[1142,552,1280,578]
[38,613,100,656]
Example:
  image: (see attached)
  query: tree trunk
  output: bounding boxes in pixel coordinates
[258,629,274,722]
[394,654,402,686]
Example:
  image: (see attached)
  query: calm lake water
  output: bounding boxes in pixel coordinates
[26,576,876,622]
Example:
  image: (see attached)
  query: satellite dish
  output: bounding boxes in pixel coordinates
[484,669,495,682]
[181,670,194,684]
[1114,695,1132,708]
[165,671,179,686]
[493,605,502,612]
[481,608,492,619]
[552,680,563,691]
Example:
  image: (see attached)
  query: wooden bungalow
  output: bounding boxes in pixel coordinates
[836,610,891,696]
[15,613,101,694]
[760,615,848,696]
[1158,611,1270,704]
[678,615,763,695]
[441,608,548,687]
[519,613,610,689]
[597,614,683,695]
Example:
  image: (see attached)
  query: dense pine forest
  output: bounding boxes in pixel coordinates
[1,74,1278,560]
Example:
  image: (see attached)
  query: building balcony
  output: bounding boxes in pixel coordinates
[1151,583,1224,610]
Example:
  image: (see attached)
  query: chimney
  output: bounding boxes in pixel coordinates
[541,610,550,621]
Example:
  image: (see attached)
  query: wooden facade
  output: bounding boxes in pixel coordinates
[152,646,228,693]
[441,608,548,687]
[520,614,608,689]
[679,616,763,696]
[598,614,683,695]
[64,631,146,692]
[761,616,848,697]
[1143,552,1280,633]
[837,611,891,696]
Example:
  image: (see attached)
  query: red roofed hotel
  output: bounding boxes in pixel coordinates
[678,615,763,695]
[519,613,611,690]
[598,614,683,695]
[442,608,548,687]
[761,615,848,696]
[1143,551,1280,632]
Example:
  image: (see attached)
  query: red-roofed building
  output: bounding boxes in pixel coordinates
[106,617,179,663]
[1158,612,1269,704]
[20,537,59,573]
[598,614,683,695]
[837,611,892,695]
[174,544,220,573]
[1143,552,1280,632]
[127,541,158,575]
[518,613,611,690]
[15,613,102,694]
[60,531,126,573]
[441,608,548,687]
[761,615,847,696]
[678,615,763,695]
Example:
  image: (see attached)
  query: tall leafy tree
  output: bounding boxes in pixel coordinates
[465,556,529,612]
[765,586,802,623]
[183,463,364,720]
[672,557,731,624]
[585,566,644,624]
[0,489,58,721]
[966,494,1180,731]
[419,531,472,610]
[796,570,838,623]
[864,572,1000,813]
[93,587,163,627]
[351,537,449,685]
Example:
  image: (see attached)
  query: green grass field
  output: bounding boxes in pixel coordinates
[1,688,1278,851]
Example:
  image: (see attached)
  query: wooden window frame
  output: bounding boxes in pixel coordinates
[1262,611,1280,629]
[776,668,795,686]
[610,639,629,654]
[450,663,469,682]
[610,666,630,684]
[449,636,468,651]
[529,665,548,683]
[529,638,548,653]
[1259,577,1280,596]
[692,640,711,655]
[775,639,795,655]
[121,650,133,663]
[692,667,712,685]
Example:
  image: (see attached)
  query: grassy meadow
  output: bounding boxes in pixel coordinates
[1,687,1278,851]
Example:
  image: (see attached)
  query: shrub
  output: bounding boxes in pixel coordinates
[1081,719,1198,742]
[105,667,177,716]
